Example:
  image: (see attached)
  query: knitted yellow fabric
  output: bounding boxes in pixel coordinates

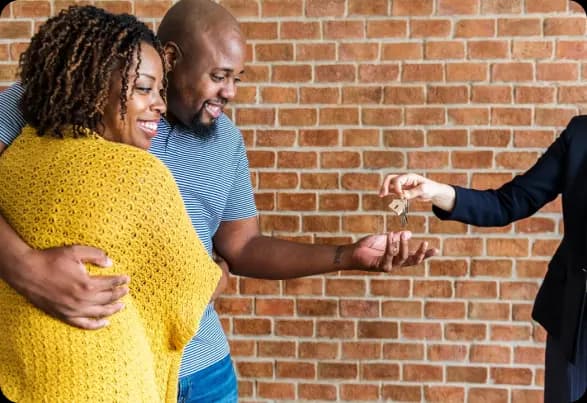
[0,126,221,403]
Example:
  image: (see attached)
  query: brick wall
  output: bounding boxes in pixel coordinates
[2,0,586,401]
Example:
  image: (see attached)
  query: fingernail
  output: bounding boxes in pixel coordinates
[105,257,113,267]
[401,231,412,240]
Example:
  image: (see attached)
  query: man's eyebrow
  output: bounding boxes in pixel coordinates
[217,68,245,75]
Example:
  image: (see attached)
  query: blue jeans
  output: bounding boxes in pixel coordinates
[177,354,238,403]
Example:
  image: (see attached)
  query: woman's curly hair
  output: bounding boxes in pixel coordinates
[19,5,167,137]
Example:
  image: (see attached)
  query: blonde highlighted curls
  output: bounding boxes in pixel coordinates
[19,6,167,137]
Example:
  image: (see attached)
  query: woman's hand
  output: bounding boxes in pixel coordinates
[379,173,456,212]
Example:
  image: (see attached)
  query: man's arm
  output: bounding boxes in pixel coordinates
[213,216,437,279]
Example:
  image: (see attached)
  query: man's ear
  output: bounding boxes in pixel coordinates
[163,41,182,71]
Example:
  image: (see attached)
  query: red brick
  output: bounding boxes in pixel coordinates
[428,344,467,361]
[320,107,359,125]
[318,362,358,379]
[401,322,442,340]
[256,43,293,62]
[424,386,466,403]
[470,344,511,363]
[411,19,452,37]
[315,64,356,82]
[275,319,313,337]
[299,341,338,359]
[298,383,337,401]
[537,62,578,81]
[258,341,296,357]
[276,361,315,378]
[445,323,487,341]
[344,129,380,146]
[447,366,488,383]
[342,86,382,104]
[261,0,302,16]
[297,298,337,316]
[236,360,273,377]
[349,0,388,15]
[545,17,586,36]
[301,173,339,190]
[404,364,443,382]
[283,278,323,296]
[340,384,380,401]
[300,87,339,104]
[455,19,495,37]
[234,318,272,335]
[306,0,345,17]
[273,65,312,82]
[363,151,405,168]
[359,64,400,83]
[280,21,319,39]
[296,43,336,61]
[367,20,407,38]
[498,18,541,36]
[392,0,434,16]
[406,108,446,125]
[257,382,295,399]
[219,0,260,17]
[447,62,489,81]
[342,342,381,359]
[513,40,553,59]
[324,21,364,39]
[425,301,466,319]
[468,388,508,403]
[382,43,423,60]
[427,129,468,147]
[0,21,31,39]
[134,0,171,17]
[491,367,533,385]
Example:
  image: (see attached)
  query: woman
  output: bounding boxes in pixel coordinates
[380,116,587,402]
[0,6,220,403]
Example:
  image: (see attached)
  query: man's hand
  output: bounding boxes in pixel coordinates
[347,231,438,273]
[3,245,129,330]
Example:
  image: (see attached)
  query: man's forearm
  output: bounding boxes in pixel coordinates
[0,214,31,279]
[229,235,351,279]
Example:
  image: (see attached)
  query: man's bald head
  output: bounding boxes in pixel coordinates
[158,0,246,132]
[158,0,242,51]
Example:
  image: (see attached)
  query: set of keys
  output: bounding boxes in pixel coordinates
[388,198,409,227]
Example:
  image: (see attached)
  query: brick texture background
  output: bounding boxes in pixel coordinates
[2,0,587,401]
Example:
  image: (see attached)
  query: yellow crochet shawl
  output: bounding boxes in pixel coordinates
[0,126,220,402]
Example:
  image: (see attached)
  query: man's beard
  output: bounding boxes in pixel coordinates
[189,108,217,138]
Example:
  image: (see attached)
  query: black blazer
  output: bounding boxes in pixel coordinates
[434,115,587,362]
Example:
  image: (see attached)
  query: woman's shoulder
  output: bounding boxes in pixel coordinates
[10,125,173,182]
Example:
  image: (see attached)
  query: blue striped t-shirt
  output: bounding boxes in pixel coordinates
[0,83,258,377]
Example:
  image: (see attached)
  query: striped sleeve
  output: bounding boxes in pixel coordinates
[221,133,257,221]
[0,83,26,146]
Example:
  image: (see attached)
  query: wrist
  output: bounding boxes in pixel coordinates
[431,184,456,212]
[0,243,34,285]
[333,244,353,270]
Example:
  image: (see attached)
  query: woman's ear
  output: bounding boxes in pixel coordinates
[163,41,182,72]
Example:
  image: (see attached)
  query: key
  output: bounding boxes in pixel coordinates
[388,198,408,227]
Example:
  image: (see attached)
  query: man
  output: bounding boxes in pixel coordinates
[0,0,437,401]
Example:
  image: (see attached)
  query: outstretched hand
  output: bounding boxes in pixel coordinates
[351,231,438,273]
[4,245,129,330]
